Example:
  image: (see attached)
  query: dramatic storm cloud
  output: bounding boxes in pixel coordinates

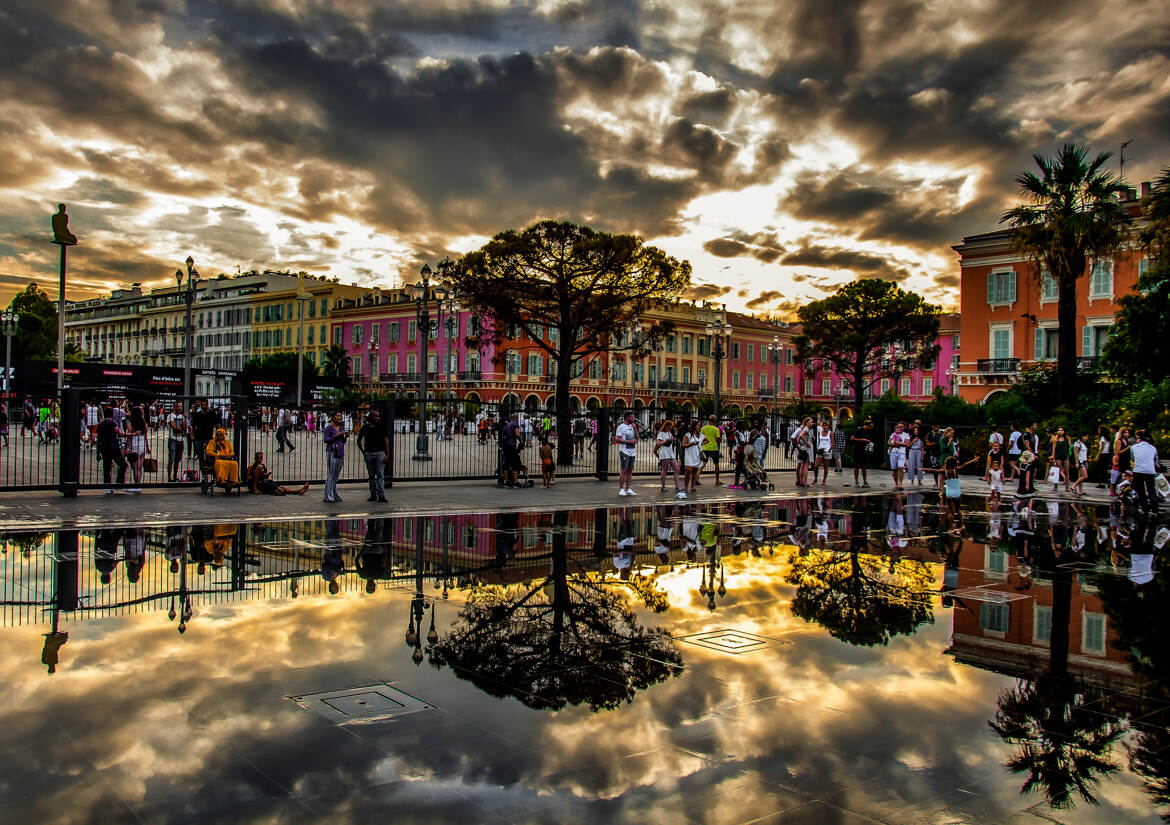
[0,0,1167,314]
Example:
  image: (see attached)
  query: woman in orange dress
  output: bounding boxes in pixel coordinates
[205,428,240,493]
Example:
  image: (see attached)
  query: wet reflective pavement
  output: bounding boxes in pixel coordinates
[2,494,1168,824]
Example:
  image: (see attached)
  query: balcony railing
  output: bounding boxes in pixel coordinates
[457,370,482,381]
[654,380,701,393]
[976,358,1021,374]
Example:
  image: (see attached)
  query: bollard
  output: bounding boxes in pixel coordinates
[595,409,610,482]
[59,388,80,496]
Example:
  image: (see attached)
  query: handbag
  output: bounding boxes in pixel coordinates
[1046,465,1061,484]
[142,457,159,473]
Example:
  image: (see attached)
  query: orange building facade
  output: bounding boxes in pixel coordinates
[951,186,1153,404]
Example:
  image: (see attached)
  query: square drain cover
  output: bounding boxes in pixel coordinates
[681,629,779,654]
[290,684,433,725]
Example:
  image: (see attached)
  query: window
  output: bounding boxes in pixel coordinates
[352,325,363,345]
[370,323,379,344]
[429,324,437,340]
[697,338,709,356]
[408,321,417,340]
[922,378,932,395]
[990,325,1012,360]
[785,349,794,365]
[746,373,753,390]
[590,359,603,380]
[665,335,677,353]
[1082,612,1106,655]
[252,332,260,348]
[1040,270,1058,302]
[547,324,556,342]
[1034,327,1058,361]
[980,603,1009,633]
[1082,324,1112,357]
[389,322,399,342]
[1034,605,1052,643]
[308,300,316,319]
[731,342,741,359]
[682,367,690,383]
[785,375,794,393]
[985,547,1007,574]
[804,379,812,396]
[320,324,326,345]
[879,378,890,394]
[1089,259,1114,297]
[681,336,693,354]
[505,351,522,374]
[759,373,766,390]
[352,356,361,378]
[332,326,341,345]
[747,344,755,362]
[388,353,397,373]
[320,299,327,317]
[528,354,543,376]
[900,377,911,396]
[733,371,740,389]
[986,270,1017,305]
[822,378,831,396]
[274,329,282,347]
[407,354,417,373]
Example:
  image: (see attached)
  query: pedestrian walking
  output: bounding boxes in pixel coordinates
[357,409,389,502]
[1006,423,1022,480]
[275,407,295,452]
[832,424,845,474]
[614,411,638,496]
[1130,431,1161,514]
[654,419,682,496]
[1094,425,1113,488]
[96,406,128,492]
[1071,433,1089,496]
[323,412,348,503]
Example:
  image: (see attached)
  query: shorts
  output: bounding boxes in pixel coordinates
[702,449,720,465]
[167,440,185,463]
[542,460,554,471]
[502,445,523,471]
[798,449,811,463]
[890,451,907,470]
[1110,469,1121,486]
[619,453,636,471]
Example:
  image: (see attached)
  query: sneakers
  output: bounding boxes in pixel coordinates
[676,491,688,500]
[626,488,637,496]
[618,488,628,496]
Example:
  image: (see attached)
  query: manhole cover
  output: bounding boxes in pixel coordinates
[290,684,433,725]
[680,629,780,654]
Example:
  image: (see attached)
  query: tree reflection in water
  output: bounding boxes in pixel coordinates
[430,511,682,712]
[990,506,1123,810]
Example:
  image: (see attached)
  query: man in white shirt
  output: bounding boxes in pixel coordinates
[1006,424,1022,481]
[165,402,187,482]
[1129,430,1161,513]
[888,421,910,490]
[85,402,100,446]
[614,412,638,496]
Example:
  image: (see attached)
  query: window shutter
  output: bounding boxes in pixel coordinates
[1034,328,1043,361]
[1082,326,1092,357]
[987,273,996,304]
[1007,271,1017,303]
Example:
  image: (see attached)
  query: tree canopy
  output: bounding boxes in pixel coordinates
[5,283,61,361]
[444,220,691,464]
[794,279,940,414]
[241,350,318,377]
[1001,144,1131,404]
[320,344,351,382]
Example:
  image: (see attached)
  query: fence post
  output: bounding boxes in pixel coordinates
[233,394,249,480]
[59,388,80,497]
[595,409,610,482]
[382,398,395,489]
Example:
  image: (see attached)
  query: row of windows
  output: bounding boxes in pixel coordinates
[256,299,330,323]
[250,325,328,349]
[349,317,482,346]
[978,601,1106,654]
[992,257,1149,307]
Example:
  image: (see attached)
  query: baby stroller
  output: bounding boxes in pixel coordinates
[494,439,534,488]
[741,444,773,491]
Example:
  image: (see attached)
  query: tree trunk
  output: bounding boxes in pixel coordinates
[853,353,866,416]
[1056,277,1079,404]
[555,349,574,466]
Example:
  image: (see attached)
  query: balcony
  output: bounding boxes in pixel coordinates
[457,370,482,381]
[976,358,1020,374]
[654,380,701,393]
[380,372,441,383]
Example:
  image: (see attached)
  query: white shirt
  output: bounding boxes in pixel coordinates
[682,433,702,467]
[655,431,676,461]
[615,422,637,457]
[85,405,99,425]
[1131,441,1159,474]
[1074,441,1088,464]
[889,431,910,454]
[166,413,186,441]
[989,432,1003,447]
[817,431,832,452]
[1008,430,1022,455]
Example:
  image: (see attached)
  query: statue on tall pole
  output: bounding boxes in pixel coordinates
[50,204,78,392]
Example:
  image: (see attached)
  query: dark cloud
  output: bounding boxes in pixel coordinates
[685,283,731,302]
[781,242,911,282]
[701,230,785,262]
[745,289,783,309]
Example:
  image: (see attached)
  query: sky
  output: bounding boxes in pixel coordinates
[1,0,1168,316]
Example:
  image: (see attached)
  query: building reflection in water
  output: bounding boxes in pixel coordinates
[1,496,1168,817]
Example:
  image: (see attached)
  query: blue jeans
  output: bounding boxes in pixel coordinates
[324,454,344,501]
[364,451,386,499]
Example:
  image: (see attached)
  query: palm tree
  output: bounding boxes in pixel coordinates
[321,344,351,381]
[1001,144,1131,403]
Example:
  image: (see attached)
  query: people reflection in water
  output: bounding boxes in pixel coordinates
[494,511,519,563]
[681,505,700,561]
[612,508,635,581]
[94,529,122,584]
[321,546,345,595]
[166,526,185,573]
[122,528,146,583]
[42,629,68,674]
[654,505,675,564]
[356,518,391,593]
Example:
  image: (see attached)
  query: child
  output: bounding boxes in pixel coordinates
[538,437,555,488]
[987,457,1004,507]
[928,455,980,519]
[1109,453,1121,498]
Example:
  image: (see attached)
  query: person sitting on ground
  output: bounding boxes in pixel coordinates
[205,428,240,494]
[246,452,309,496]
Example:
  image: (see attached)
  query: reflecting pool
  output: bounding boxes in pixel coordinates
[2,494,1168,824]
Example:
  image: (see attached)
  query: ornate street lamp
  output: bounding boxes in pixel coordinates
[0,310,17,405]
[175,257,200,402]
[704,320,732,421]
[409,264,448,460]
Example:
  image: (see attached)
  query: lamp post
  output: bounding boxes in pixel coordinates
[441,294,460,426]
[175,257,200,403]
[704,320,732,421]
[631,321,643,410]
[367,337,379,388]
[1,310,16,406]
[295,276,312,407]
[410,264,447,461]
